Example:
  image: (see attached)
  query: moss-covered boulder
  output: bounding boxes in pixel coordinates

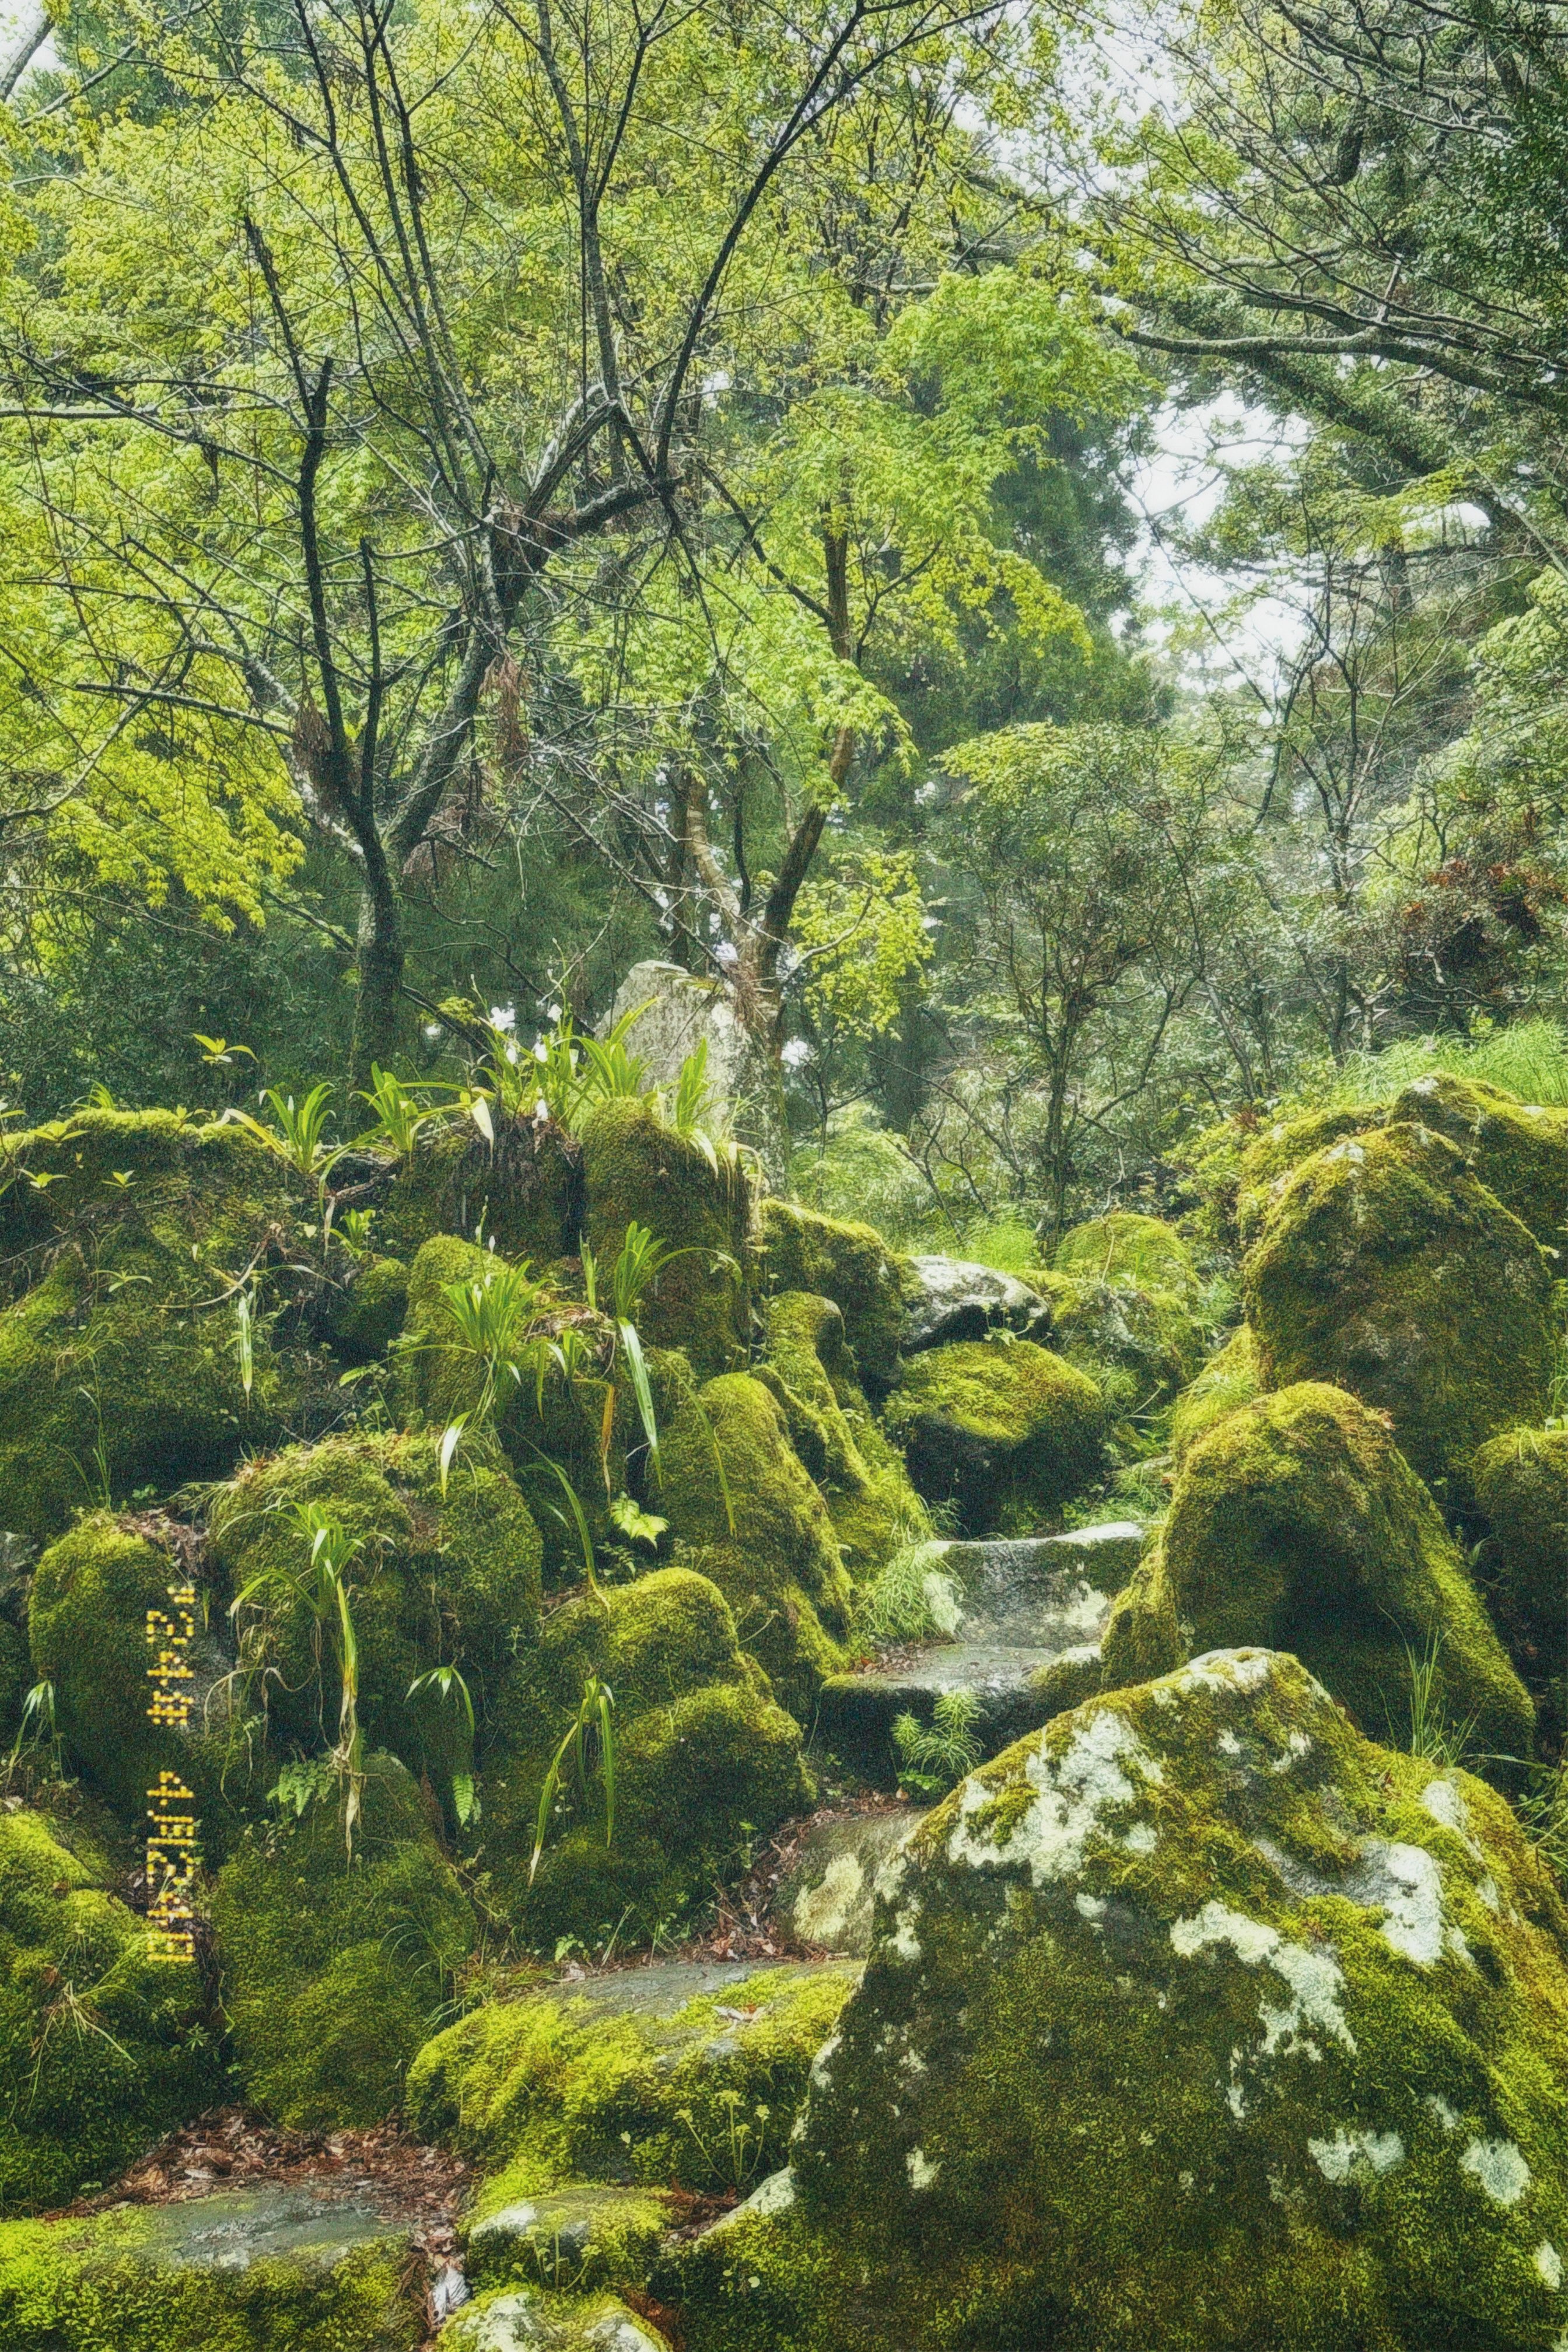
[1243,1122,1555,1496]
[0,1109,310,1540]
[1472,1426,1568,1680]
[580,1097,752,1376]
[1170,1325,1260,1465]
[0,2188,422,2351]
[1233,1104,1376,1244]
[678,1650,1568,2351]
[409,1961,856,2194]
[0,1806,220,2212]
[462,2180,669,2298]
[330,1255,410,1362]
[27,1513,252,1833]
[756,1292,928,1583]
[657,1367,854,1709]
[484,1569,811,1947]
[758,1199,908,1392]
[1103,1382,1532,1760]
[207,1432,541,1798]
[1052,1210,1201,1302]
[883,1338,1104,1535]
[376,1111,583,1266]
[211,1752,474,2130]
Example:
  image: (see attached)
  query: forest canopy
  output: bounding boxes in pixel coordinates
[4,0,1568,1238]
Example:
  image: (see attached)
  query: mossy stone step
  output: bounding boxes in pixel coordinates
[0,2186,419,2352]
[818,1524,1144,1783]
[438,2283,669,2350]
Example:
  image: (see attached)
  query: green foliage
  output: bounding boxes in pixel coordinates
[892,1689,982,1797]
[855,1540,962,1647]
[530,1674,617,1886]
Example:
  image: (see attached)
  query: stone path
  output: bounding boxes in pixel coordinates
[817,1521,1144,1783]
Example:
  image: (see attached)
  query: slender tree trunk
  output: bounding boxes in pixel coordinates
[349,873,405,1091]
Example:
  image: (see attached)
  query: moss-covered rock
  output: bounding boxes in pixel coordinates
[376,1113,583,1266]
[483,1570,811,1948]
[462,2180,669,2297]
[1243,1122,1555,1496]
[680,1650,1568,2351]
[756,1292,929,1583]
[0,2188,421,2350]
[206,1432,541,1796]
[330,1256,410,1362]
[0,1806,220,2212]
[27,1513,252,1834]
[0,1109,321,1541]
[580,1097,752,1376]
[1170,1325,1260,1465]
[757,1200,908,1392]
[408,1962,857,2194]
[1104,1382,1533,1760]
[657,1367,853,1710]
[1233,1104,1376,1245]
[883,1338,1104,1535]
[438,2283,668,2351]
[1472,1426,1568,1681]
[211,1753,474,2130]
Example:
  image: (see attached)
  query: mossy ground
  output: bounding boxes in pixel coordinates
[884,1336,1104,1534]
[1244,1122,1556,1498]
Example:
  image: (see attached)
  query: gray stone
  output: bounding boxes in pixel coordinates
[817,1527,1143,1782]
[610,960,787,1177]
[901,1255,1052,1353]
[439,2286,668,2352]
[775,1810,925,1954]
[134,2185,405,2273]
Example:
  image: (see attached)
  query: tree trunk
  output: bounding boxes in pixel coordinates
[349,876,405,1091]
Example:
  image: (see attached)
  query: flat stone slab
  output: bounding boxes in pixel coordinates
[819,1524,1144,1782]
[775,1810,925,1954]
[901,1256,1052,1352]
[0,2186,417,2350]
[557,1959,780,2018]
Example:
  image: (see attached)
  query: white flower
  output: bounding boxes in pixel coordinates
[489,1003,517,1032]
[504,1040,520,1065]
[535,1096,550,1121]
[423,1022,442,1042]
[547,1003,562,1023]
[533,1037,549,1063]
[781,1038,814,1070]
[715,941,740,970]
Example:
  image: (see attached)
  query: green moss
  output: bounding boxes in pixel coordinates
[408,1962,857,2193]
[1098,1532,1184,1692]
[757,1199,909,1392]
[1472,1425,1568,1679]
[211,1753,474,2130]
[0,1806,220,2213]
[1052,1212,1200,1303]
[0,2197,420,2350]
[757,1292,930,1584]
[883,1337,1104,1535]
[0,1111,313,1541]
[656,1362,852,1710]
[1384,1070,1568,1247]
[375,1114,583,1265]
[1233,1104,1374,1244]
[331,1257,410,1363]
[1122,1382,1534,1759]
[461,2179,670,2295]
[482,1568,811,1948]
[580,1097,752,1376]
[685,1650,1568,2351]
[1243,1122,1555,1497]
[27,1513,256,1835]
[1169,1325,1260,1465]
[439,2283,670,2350]
[205,1432,541,1795]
